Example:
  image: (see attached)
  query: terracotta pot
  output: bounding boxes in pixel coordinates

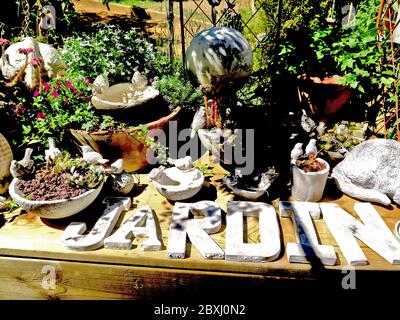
[70,107,181,172]
[291,158,330,202]
[297,75,352,117]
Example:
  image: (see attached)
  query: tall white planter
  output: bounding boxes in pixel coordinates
[291,158,330,202]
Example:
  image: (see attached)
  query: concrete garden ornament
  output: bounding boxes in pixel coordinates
[8,143,105,219]
[90,71,159,110]
[332,138,400,206]
[290,139,330,202]
[148,157,204,201]
[0,37,65,88]
[223,168,279,201]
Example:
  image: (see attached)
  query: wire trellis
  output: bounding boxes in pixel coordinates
[167,0,283,68]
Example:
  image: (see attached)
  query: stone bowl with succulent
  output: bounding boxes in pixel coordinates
[9,148,106,219]
[316,121,368,163]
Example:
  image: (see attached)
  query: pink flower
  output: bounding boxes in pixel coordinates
[43,82,51,91]
[0,38,10,45]
[71,87,77,94]
[56,73,65,78]
[37,112,46,119]
[52,90,59,98]
[33,90,39,97]
[17,47,35,55]
[65,81,73,88]
[14,104,26,116]
[84,77,91,83]
[29,57,43,67]
[56,82,63,88]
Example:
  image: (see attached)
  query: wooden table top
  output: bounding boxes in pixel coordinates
[1,155,400,279]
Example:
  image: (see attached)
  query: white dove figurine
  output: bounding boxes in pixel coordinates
[91,74,109,94]
[82,145,109,165]
[103,159,124,175]
[45,137,61,164]
[305,139,318,158]
[167,156,193,170]
[131,71,148,89]
[10,148,35,179]
[190,106,206,138]
[290,143,303,163]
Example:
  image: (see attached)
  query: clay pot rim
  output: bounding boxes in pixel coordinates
[70,106,181,136]
[293,158,330,175]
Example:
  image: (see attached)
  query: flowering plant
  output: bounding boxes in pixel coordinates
[15,72,103,145]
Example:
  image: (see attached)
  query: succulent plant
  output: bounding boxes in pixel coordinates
[316,121,368,156]
[52,152,106,189]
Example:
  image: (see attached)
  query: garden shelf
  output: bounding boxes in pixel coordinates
[0,157,399,300]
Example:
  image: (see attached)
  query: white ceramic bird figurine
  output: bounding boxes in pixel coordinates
[131,71,148,89]
[103,159,124,175]
[10,148,35,179]
[45,137,61,164]
[1,54,18,80]
[316,122,326,135]
[300,109,316,133]
[91,74,109,94]
[190,106,206,138]
[167,156,193,170]
[111,173,136,194]
[305,139,318,158]
[148,166,166,181]
[290,143,304,162]
[82,145,109,165]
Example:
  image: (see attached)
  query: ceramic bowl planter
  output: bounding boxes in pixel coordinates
[291,158,330,202]
[9,179,104,219]
[148,166,204,201]
[70,107,181,172]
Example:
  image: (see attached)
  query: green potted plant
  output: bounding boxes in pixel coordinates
[9,150,105,219]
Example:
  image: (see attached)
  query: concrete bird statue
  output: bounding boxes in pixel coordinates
[305,139,318,158]
[103,159,124,175]
[10,148,35,179]
[82,145,109,165]
[45,137,61,164]
[167,156,193,171]
[290,143,304,162]
[190,106,206,138]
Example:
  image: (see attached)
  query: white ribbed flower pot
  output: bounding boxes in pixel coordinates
[291,158,330,202]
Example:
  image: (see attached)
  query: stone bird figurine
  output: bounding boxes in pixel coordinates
[305,139,318,158]
[167,156,193,170]
[45,137,61,164]
[190,106,206,138]
[10,148,35,179]
[82,145,109,165]
[103,159,124,175]
[290,143,303,162]
[91,74,109,94]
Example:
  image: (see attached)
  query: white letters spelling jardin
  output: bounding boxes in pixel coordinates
[60,197,400,266]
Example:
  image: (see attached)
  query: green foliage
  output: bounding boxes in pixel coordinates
[155,72,203,111]
[14,72,101,146]
[61,23,157,84]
